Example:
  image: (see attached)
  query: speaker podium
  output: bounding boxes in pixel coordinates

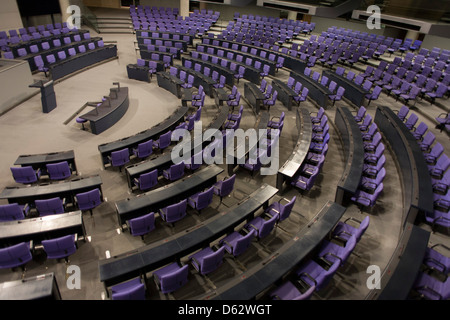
[29,80,57,113]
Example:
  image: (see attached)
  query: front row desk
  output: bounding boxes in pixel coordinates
[79,85,129,135]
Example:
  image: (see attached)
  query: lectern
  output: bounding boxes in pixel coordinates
[29,80,57,113]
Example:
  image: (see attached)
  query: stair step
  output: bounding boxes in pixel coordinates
[98,30,134,34]
[96,17,131,21]
[97,21,132,25]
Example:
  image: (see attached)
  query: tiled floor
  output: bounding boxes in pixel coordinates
[0,8,449,300]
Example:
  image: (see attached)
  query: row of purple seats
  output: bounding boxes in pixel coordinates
[303,67,346,106]
[289,108,328,192]
[124,106,202,192]
[33,40,104,77]
[196,44,271,80]
[322,27,407,56]
[202,36,285,72]
[0,235,78,276]
[182,59,225,90]
[190,50,246,84]
[0,186,101,222]
[9,160,74,186]
[238,117,281,175]
[144,44,181,60]
[3,32,93,59]
[360,62,447,105]
[350,110,385,210]
[140,31,191,43]
[269,214,369,300]
[112,193,293,299]
[394,107,449,231]
[0,22,74,41]
[1,27,79,49]
[142,38,185,51]
[410,243,450,300]
[284,77,310,107]
[131,5,179,14]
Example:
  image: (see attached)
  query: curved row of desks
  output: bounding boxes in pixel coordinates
[289,70,332,108]
[116,165,223,228]
[135,30,193,46]
[271,78,300,111]
[276,108,312,192]
[182,56,235,87]
[202,37,308,74]
[322,69,369,107]
[20,37,102,72]
[334,106,364,206]
[8,29,88,58]
[374,106,434,227]
[98,183,278,291]
[365,106,433,299]
[197,43,277,76]
[124,104,230,190]
[97,106,189,168]
[197,200,346,300]
[226,111,270,176]
[191,51,262,85]
[136,36,188,52]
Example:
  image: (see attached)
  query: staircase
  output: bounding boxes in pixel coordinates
[96,17,134,34]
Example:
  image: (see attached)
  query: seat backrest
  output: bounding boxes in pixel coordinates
[42,234,76,256]
[233,229,255,256]
[137,140,153,158]
[129,212,155,235]
[139,169,158,190]
[216,174,236,197]
[200,246,225,274]
[165,199,187,222]
[111,148,129,166]
[197,186,214,209]
[76,188,101,211]
[159,264,189,293]
[35,197,64,216]
[46,161,71,180]
[10,166,38,184]
[259,213,279,239]
[159,130,172,148]
[0,242,32,268]
[279,196,297,221]
[0,204,25,221]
